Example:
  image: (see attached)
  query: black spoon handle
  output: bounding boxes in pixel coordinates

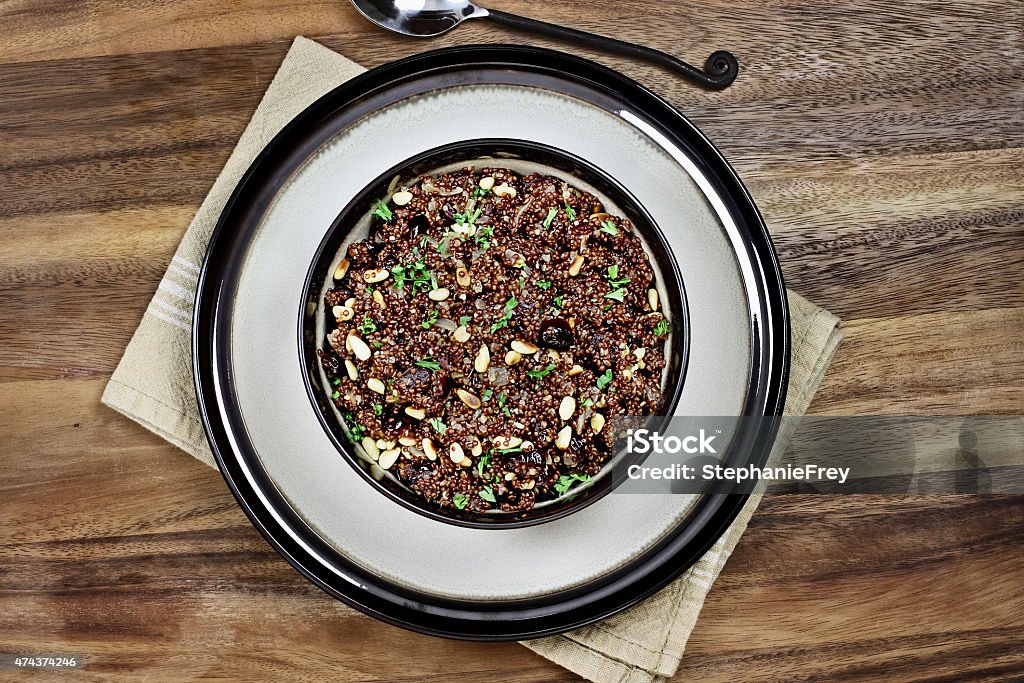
[482,9,738,90]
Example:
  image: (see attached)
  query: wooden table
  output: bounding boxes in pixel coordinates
[1,1,1021,680]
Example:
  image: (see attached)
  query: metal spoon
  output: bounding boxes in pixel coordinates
[349,0,738,89]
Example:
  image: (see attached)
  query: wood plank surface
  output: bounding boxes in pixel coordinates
[0,0,1021,680]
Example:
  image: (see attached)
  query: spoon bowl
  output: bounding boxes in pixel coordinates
[351,0,488,37]
[349,0,739,89]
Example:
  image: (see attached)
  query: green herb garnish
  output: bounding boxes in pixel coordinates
[654,319,670,336]
[453,493,469,509]
[600,220,619,236]
[373,404,383,416]
[596,369,613,391]
[372,199,393,222]
[565,203,577,220]
[478,486,496,503]
[482,388,494,402]
[477,451,492,476]
[605,288,626,302]
[416,356,441,372]
[459,315,472,327]
[453,207,482,227]
[605,265,631,287]
[360,315,378,335]
[429,418,447,435]
[332,377,342,386]
[391,258,432,293]
[422,309,439,329]
[537,280,552,290]
[527,363,557,380]
[543,207,558,229]
[490,296,519,333]
[331,390,340,400]
[474,224,494,250]
[555,473,591,495]
[554,295,564,308]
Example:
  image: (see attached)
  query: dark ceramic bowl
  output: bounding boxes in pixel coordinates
[299,138,690,528]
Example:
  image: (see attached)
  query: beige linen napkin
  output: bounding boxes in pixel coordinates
[102,37,843,683]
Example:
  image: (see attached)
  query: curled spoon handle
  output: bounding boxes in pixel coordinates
[483,8,738,90]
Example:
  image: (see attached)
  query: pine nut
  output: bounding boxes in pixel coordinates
[376,439,395,450]
[333,305,354,321]
[428,288,450,301]
[555,425,572,450]
[456,267,471,288]
[333,259,350,280]
[361,436,380,461]
[404,407,425,420]
[568,254,585,276]
[522,479,536,490]
[399,436,417,447]
[344,359,358,380]
[648,288,660,311]
[474,344,490,373]
[449,442,465,464]
[479,176,496,191]
[347,333,372,361]
[591,413,606,433]
[372,289,385,308]
[422,438,438,461]
[367,378,386,395]
[511,340,538,355]
[378,448,400,469]
[457,389,481,409]
[559,396,576,421]
[363,269,389,283]
[469,436,483,457]
[504,350,523,365]
[392,190,413,206]
[452,326,471,343]
[568,364,584,376]
[493,183,517,198]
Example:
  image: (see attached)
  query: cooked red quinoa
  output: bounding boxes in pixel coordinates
[319,167,670,513]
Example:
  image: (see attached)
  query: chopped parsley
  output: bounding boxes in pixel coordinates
[474,224,494,250]
[372,403,383,416]
[371,199,393,222]
[453,207,482,227]
[582,398,595,407]
[600,220,619,236]
[654,319,670,336]
[331,390,340,400]
[605,265,631,287]
[359,315,378,335]
[415,356,441,372]
[527,363,557,380]
[537,280,552,290]
[428,418,447,435]
[490,296,519,333]
[565,203,577,220]
[391,258,432,293]
[453,493,469,509]
[555,473,591,495]
[421,309,439,329]
[481,388,494,402]
[332,377,342,386]
[478,485,496,503]
[604,288,626,302]
[476,451,492,477]
[342,412,366,441]
[554,295,564,308]
[543,207,558,229]
[596,369,614,391]
[496,446,522,455]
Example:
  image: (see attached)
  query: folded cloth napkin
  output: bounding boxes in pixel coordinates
[102,37,843,683]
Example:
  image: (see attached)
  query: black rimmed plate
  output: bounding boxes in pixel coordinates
[194,45,789,640]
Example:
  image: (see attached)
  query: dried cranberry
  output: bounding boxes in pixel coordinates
[538,318,574,350]
[318,348,341,376]
[408,214,431,239]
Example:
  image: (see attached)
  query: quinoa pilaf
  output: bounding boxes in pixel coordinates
[318,167,671,513]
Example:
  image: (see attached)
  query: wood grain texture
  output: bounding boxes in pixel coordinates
[0,0,1021,680]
